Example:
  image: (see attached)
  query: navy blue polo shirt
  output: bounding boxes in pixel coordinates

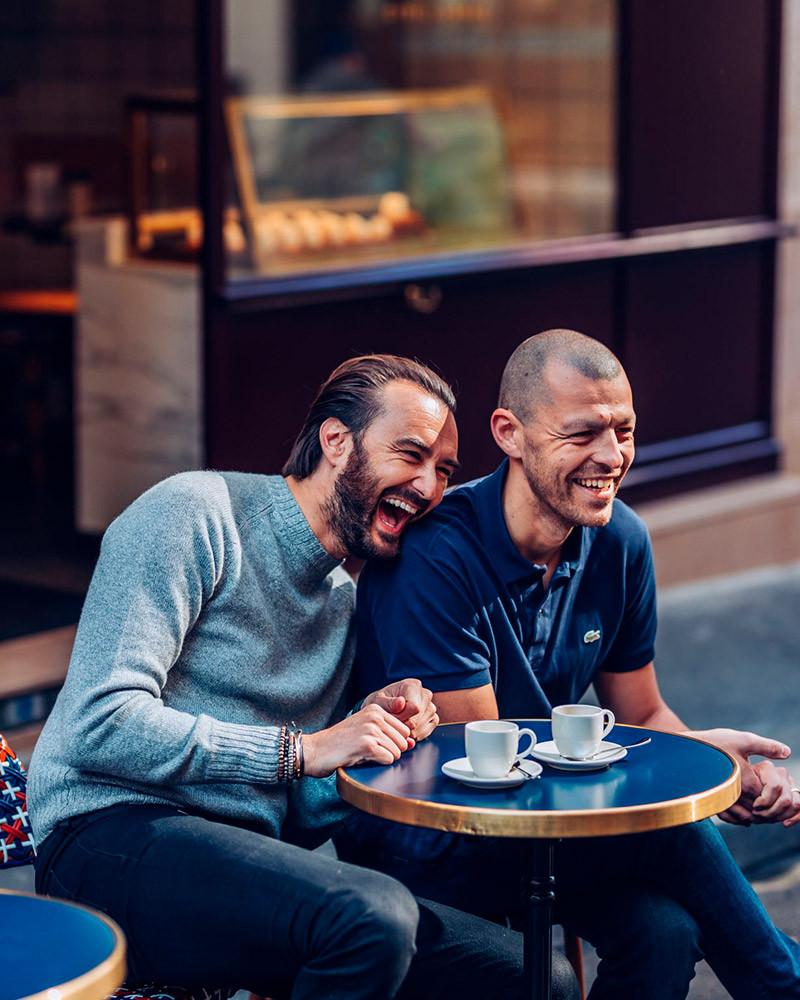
[355,460,657,714]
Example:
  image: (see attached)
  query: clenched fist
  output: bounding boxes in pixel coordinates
[362,677,439,747]
[302,704,414,778]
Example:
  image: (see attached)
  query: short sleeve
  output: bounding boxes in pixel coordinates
[598,524,657,673]
[355,534,492,695]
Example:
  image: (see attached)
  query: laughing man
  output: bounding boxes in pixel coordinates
[345,330,800,1000]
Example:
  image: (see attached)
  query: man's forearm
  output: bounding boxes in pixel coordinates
[634,704,687,733]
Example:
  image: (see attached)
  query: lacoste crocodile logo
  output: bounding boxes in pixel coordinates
[583,629,601,644]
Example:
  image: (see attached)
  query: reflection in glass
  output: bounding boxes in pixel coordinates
[224,0,615,280]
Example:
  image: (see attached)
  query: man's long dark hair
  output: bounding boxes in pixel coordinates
[282,354,456,480]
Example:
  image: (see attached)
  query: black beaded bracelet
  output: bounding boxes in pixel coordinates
[277,723,287,783]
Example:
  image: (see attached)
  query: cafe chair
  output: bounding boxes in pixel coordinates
[564,930,587,1000]
[0,733,37,869]
[0,732,250,1000]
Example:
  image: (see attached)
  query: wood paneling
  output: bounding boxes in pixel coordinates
[622,243,773,446]
[207,261,616,483]
[621,0,778,230]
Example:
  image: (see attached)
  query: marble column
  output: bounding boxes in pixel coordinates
[74,218,202,533]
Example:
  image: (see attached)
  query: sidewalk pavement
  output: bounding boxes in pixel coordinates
[658,561,800,878]
[580,560,800,997]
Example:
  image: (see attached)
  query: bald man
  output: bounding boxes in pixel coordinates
[341,330,800,1000]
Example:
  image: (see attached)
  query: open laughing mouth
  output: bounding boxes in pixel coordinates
[572,476,619,502]
[375,495,424,537]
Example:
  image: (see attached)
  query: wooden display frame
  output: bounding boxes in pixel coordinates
[224,86,511,274]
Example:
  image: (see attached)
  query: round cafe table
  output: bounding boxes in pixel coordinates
[338,720,740,1000]
[0,889,126,1000]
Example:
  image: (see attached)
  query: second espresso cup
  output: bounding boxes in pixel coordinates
[552,704,615,760]
[465,720,537,778]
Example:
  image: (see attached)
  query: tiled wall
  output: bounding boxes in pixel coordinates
[0,1,195,285]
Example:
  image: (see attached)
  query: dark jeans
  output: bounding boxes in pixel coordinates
[35,804,578,1000]
[336,815,800,1000]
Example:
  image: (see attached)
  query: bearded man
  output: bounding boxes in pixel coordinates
[345,330,800,1000]
[29,354,578,1000]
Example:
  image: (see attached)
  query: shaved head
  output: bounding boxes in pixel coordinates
[499,329,623,421]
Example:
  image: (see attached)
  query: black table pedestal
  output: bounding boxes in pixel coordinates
[524,839,555,1000]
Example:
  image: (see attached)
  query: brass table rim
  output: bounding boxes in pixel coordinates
[0,888,127,1000]
[337,722,741,838]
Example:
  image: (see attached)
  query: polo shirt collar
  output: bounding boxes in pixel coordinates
[554,523,586,578]
[474,460,589,585]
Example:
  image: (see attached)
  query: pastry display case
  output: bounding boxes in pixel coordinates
[225,86,514,276]
[128,3,617,281]
[218,0,617,286]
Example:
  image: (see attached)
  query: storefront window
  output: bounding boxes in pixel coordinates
[223,0,616,282]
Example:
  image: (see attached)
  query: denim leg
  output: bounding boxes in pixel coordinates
[558,886,702,1000]
[558,819,800,1000]
[335,814,579,999]
[335,813,527,921]
[36,804,549,1000]
[399,897,580,1000]
[340,813,800,998]
[35,804,419,1000]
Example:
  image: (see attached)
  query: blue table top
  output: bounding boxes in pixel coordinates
[338,721,740,838]
[0,890,125,1000]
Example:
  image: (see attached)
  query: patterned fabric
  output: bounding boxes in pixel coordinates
[0,733,36,868]
[106,987,238,1000]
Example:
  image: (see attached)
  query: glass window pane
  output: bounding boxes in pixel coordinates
[224,0,616,284]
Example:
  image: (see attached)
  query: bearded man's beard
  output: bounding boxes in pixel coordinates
[323,437,388,561]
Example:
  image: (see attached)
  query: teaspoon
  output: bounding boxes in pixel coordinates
[587,736,651,760]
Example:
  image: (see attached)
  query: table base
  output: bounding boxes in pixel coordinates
[524,840,555,1000]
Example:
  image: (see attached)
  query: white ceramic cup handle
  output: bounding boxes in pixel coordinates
[601,710,615,740]
[515,728,538,762]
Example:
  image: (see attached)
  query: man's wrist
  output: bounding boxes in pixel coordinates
[302,730,321,777]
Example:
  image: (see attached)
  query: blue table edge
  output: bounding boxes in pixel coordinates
[337,722,741,839]
[2,888,127,1000]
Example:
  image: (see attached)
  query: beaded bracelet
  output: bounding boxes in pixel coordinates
[277,723,288,783]
[278,722,306,783]
[289,721,304,782]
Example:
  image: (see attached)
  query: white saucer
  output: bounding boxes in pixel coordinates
[532,740,627,771]
[441,757,543,788]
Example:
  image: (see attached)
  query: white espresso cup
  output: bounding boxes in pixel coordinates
[465,720,537,778]
[551,704,615,760]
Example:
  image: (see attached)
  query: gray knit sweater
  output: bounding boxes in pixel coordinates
[29,472,357,847]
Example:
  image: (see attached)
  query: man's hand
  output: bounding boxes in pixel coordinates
[302,705,413,778]
[363,678,439,746]
[751,760,800,827]
[691,728,798,826]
